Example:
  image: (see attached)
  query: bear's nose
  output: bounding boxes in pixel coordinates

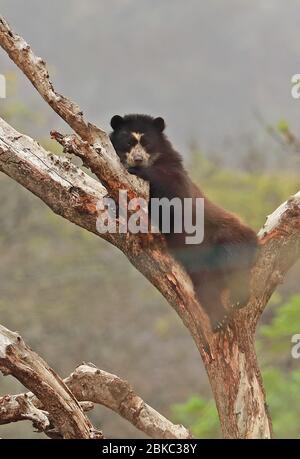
[133,153,144,163]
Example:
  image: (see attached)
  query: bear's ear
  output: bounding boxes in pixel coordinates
[110,115,124,130]
[153,117,165,132]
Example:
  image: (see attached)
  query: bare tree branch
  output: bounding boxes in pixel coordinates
[1,363,192,439]
[65,364,192,439]
[0,393,50,431]
[0,390,94,439]
[0,324,103,439]
[0,392,93,427]
[0,117,109,239]
[0,17,103,144]
[251,192,300,323]
[0,15,145,201]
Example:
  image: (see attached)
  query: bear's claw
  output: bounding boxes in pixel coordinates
[213,314,229,333]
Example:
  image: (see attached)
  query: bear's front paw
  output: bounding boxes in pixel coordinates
[128,166,148,179]
[212,313,230,333]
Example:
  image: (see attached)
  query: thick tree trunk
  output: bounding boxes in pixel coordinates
[205,328,271,438]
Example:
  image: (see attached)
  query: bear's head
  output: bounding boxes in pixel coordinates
[110,114,165,170]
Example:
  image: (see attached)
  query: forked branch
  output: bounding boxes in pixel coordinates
[0,359,192,439]
[0,325,102,439]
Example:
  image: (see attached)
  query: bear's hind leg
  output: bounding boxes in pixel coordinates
[195,275,229,332]
[226,268,251,310]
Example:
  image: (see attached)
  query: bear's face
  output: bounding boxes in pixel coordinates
[110,114,165,170]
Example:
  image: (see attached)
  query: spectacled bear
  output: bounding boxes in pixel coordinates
[110,114,258,331]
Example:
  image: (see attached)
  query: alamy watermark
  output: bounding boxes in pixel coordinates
[0,74,6,99]
[96,190,204,244]
[291,74,300,99]
[291,334,300,359]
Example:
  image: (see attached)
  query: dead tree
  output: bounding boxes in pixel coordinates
[0,325,191,438]
[0,16,300,438]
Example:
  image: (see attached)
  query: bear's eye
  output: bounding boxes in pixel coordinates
[119,136,136,150]
[126,138,137,149]
[141,138,151,149]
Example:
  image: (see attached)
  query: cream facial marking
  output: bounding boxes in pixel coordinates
[132,132,143,141]
[125,139,150,167]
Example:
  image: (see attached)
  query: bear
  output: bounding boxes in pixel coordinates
[110,114,258,331]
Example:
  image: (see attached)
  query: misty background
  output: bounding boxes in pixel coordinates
[1,1,300,155]
[1,0,300,439]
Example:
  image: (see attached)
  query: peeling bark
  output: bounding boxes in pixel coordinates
[65,364,193,439]
[205,326,271,438]
[0,325,103,439]
[0,393,50,430]
[0,363,192,439]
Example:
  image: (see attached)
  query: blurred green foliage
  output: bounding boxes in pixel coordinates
[172,395,220,438]
[277,118,289,134]
[188,149,300,229]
